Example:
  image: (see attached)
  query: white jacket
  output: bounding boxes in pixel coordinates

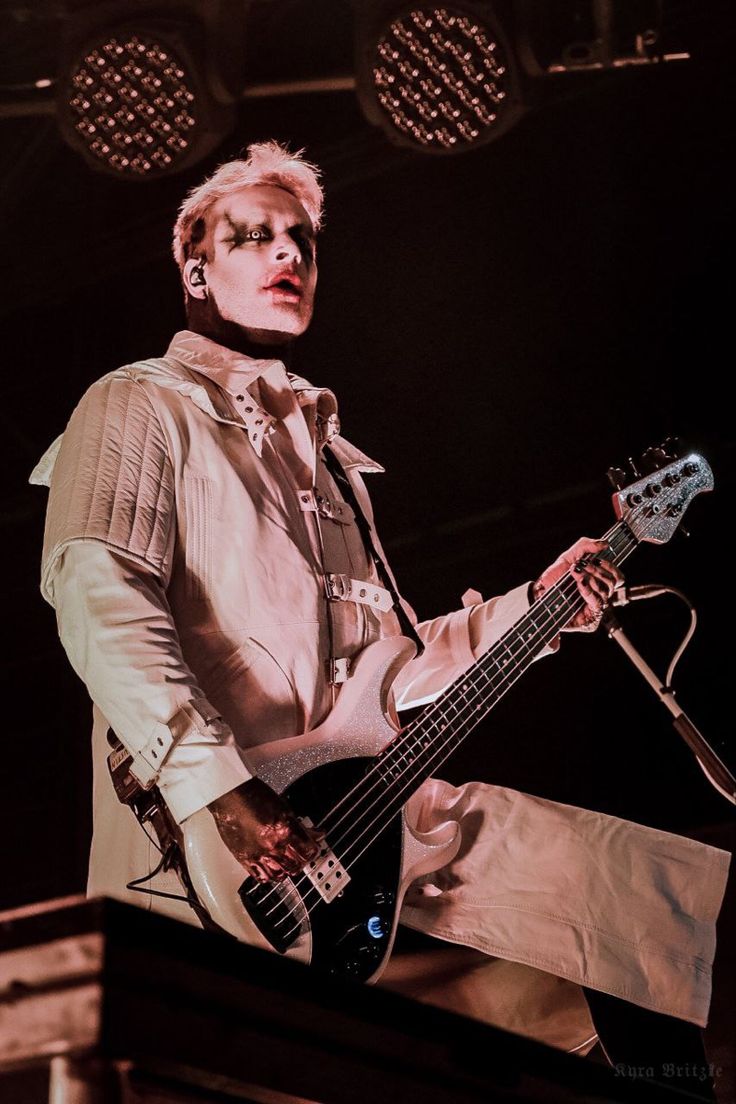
[32,331,730,1032]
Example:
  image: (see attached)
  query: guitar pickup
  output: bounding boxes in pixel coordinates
[303,838,350,903]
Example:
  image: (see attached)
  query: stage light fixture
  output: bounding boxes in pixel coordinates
[57,19,236,180]
[355,4,525,154]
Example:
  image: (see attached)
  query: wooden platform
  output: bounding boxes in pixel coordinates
[0,896,698,1103]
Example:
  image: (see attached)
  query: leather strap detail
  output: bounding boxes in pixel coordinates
[324,572,393,612]
[323,446,425,656]
[328,657,352,685]
[297,489,355,525]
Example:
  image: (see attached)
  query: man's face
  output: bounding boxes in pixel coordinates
[187,183,318,344]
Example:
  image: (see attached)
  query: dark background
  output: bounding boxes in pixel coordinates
[0,0,733,1087]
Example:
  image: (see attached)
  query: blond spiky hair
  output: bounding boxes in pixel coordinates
[172,140,324,270]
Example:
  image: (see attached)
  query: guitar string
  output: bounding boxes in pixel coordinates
[269,565,614,940]
[323,540,638,892]
[317,521,625,844]
[326,526,642,863]
[288,522,625,858]
[267,522,641,939]
[251,498,668,935]
[259,522,637,932]
[305,462,698,851]
[255,520,633,928]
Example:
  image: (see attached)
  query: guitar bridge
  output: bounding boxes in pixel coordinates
[303,839,350,903]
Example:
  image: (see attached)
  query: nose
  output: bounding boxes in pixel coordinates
[274,234,301,267]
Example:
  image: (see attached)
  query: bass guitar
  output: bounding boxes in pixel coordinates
[182,446,713,981]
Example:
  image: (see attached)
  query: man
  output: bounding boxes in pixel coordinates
[32,143,729,1078]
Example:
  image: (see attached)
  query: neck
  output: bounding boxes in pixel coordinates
[195,322,295,367]
[186,298,296,366]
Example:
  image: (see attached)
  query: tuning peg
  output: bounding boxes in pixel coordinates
[606,466,627,491]
[660,436,682,460]
[640,447,668,474]
[626,457,641,480]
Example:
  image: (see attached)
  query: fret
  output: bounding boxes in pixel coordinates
[458,680,474,704]
[483,657,503,681]
[376,741,417,782]
[518,619,541,646]
[441,698,463,721]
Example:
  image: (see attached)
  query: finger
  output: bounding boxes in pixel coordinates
[582,558,622,593]
[584,606,603,628]
[581,592,605,622]
[290,818,325,854]
[577,574,606,610]
[248,860,272,883]
[279,842,313,873]
[581,570,612,600]
[255,855,289,882]
[567,537,609,565]
[587,558,622,585]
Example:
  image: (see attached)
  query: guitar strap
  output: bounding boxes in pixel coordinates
[323,445,424,657]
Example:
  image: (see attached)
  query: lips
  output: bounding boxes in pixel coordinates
[264,269,303,301]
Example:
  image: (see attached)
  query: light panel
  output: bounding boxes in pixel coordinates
[67,32,197,176]
[365,5,522,154]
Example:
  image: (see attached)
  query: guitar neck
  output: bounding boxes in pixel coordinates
[370,518,638,815]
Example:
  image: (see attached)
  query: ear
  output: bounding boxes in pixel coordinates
[183,257,208,300]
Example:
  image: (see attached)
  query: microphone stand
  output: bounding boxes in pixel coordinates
[601,608,736,806]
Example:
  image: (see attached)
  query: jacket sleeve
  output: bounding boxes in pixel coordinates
[41,376,251,823]
[392,582,539,710]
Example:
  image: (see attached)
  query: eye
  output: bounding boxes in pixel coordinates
[245,226,269,243]
[225,225,270,251]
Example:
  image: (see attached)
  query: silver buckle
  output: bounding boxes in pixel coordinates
[324,572,351,601]
[328,657,351,685]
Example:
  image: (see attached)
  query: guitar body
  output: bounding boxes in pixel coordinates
[181,637,462,982]
[176,449,713,983]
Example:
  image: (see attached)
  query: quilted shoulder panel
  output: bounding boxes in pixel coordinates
[41,375,175,603]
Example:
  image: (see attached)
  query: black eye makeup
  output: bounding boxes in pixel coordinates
[219,212,316,261]
[222,216,270,250]
[292,227,316,262]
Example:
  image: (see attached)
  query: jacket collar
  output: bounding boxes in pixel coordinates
[167,330,342,446]
[166,332,383,470]
[166,330,283,396]
[29,332,384,487]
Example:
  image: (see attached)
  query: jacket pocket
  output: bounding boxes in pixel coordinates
[183,475,212,600]
[205,636,300,745]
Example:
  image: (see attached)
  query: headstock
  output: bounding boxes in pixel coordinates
[607,441,713,545]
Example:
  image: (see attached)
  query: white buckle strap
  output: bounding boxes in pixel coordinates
[130,698,222,789]
[324,573,393,613]
[131,722,174,788]
[230,394,276,458]
[328,657,352,685]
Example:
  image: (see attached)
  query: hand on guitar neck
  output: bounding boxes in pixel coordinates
[532,537,623,631]
[207,778,323,883]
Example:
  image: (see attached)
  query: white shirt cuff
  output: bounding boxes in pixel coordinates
[156,732,253,824]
